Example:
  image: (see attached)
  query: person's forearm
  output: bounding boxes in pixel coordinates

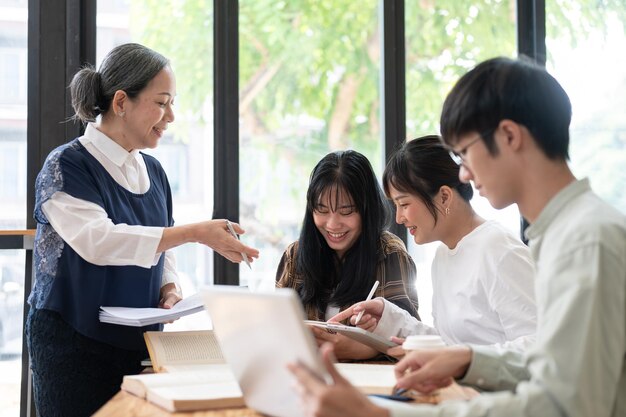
[459,344,528,391]
[160,251,180,287]
[374,298,436,339]
[157,224,197,253]
[43,196,163,267]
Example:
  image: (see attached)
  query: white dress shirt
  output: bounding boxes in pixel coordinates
[374,221,536,352]
[41,123,179,288]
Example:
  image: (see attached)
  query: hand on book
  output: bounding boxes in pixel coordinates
[158,283,183,323]
[310,326,378,361]
[328,299,385,332]
[386,337,407,359]
[159,283,183,309]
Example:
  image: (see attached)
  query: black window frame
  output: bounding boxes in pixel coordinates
[18,1,544,415]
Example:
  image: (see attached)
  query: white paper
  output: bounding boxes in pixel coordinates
[99,293,204,326]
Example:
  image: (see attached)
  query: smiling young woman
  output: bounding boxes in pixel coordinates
[373,135,537,350]
[275,150,420,361]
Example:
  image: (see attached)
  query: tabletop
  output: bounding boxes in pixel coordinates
[93,382,478,417]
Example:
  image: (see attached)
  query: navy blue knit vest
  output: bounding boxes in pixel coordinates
[30,139,173,350]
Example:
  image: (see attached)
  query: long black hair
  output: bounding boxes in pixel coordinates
[296,150,390,314]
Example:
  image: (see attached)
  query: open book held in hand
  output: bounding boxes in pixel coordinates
[99,293,204,327]
[305,320,398,352]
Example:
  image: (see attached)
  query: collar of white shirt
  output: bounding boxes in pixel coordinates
[82,123,142,168]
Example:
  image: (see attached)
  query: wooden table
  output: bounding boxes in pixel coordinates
[93,383,478,417]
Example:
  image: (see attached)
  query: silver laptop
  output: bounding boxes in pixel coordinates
[201,286,330,417]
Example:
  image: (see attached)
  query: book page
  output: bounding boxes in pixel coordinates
[121,365,237,399]
[161,363,231,373]
[145,330,225,371]
[335,363,396,395]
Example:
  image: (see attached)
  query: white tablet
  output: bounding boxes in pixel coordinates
[201,286,330,417]
[305,320,398,352]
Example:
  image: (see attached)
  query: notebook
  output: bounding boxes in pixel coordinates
[201,286,331,417]
[304,320,398,352]
[99,293,205,326]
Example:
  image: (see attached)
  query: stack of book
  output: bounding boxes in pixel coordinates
[122,330,244,412]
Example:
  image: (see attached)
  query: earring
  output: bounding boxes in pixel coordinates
[118,111,125,117]
[445,207,450,215]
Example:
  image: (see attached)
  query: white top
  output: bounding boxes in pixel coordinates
[374,221,536,351]
[41,123,179,287]
[382,179,626,417]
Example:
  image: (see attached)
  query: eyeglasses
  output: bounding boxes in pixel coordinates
[447,135,483,166]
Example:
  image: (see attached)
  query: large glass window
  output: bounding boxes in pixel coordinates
[14,2,624,416]
[546,1,626,215]
[0,3,27,229]
[0,1,27,416]
[238,0,383,291]
[0,249,25,417]
[97,0,214,329]
[405,0,518,325]
[0,48,26,104]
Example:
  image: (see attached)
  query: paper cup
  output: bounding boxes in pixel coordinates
[402,335,446,351]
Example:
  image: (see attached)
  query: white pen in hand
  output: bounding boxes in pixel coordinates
[354,280,379,325]
[225,220,252,269]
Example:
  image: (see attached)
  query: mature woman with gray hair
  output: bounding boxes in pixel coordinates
[26,43,259,417]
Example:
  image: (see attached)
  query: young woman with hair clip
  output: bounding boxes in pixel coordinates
[276,150,420,360]
[331,135,536,353]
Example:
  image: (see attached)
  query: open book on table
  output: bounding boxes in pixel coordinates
[143,329,226,372]
[123,327,402,412]
[122,362,399,412]
[121,364,244,412]
[121,330,242,412]
[99,293,205,327]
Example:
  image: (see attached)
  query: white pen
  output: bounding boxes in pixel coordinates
[225,220,252,269]
[354,280,379,325]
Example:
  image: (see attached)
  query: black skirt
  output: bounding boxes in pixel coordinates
[25,307,147,417]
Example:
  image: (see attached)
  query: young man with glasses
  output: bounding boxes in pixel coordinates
[288,56,626,417]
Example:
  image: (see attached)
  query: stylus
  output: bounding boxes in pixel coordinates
[354,280,379,325]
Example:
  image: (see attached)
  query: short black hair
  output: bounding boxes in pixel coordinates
[440,57,572,160]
